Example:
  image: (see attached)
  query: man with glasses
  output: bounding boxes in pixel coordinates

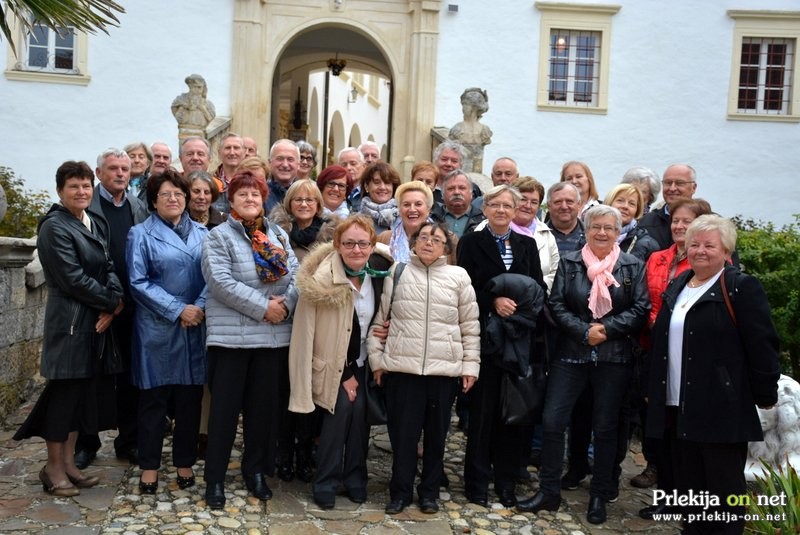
[431,170,485,237]
[639,164,697,248]
[265,139,300,213]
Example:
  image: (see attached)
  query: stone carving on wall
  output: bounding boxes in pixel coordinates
[171,74,216,140]
[745,374,800,481]
[448,87,493,174]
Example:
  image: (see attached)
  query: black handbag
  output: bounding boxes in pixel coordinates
[364,359,387,426]
[500,365,547,426]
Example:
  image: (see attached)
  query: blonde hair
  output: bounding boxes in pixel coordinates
[395,181,434,209]
[283,179,324,218]
[604,183,644,220]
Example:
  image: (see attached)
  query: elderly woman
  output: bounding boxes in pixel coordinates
[369,222,480,515]
[457,184,545,508]
[377,181,434,263]
[14,161,123,496]
[560,161,600,216]
[288,215,392,510]
[126,169,208,494]
[187,170,226,229]
[269,179,340,263]
[359,161,400,233]
[512,177,559,291]
[316,165,352,219]
[411,161,439,191]
[517,205,649,525]
[297,141,317,180]
[201,171,298,509]
[125,142,152,201]
[644,215,780,535]
[621,166,661,214]
[604,184,660,261]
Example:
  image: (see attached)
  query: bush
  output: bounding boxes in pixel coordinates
[0,166,52,238]
[746,459,800,534]
[734,215,800,381]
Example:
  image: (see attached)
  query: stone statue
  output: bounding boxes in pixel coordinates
[745,374,800,480]
[448,87,493,174]
[171,74,216,139]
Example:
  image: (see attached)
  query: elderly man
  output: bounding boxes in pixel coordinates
[243,136,258,157]
[472,157,520,210]
[179,136,211,175]
[74,149,148,471]
[265,138,300,213]
[212,133,245,214]
[639,163,697,249]
[150,142,172,177]
[547,182,585,254]
[431,170,485,237]
[338,147,366,211]
[358,141,380,165]
[621,166,661,215]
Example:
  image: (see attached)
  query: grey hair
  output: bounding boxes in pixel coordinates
[179,136,210,157]
[296,141,317,159]
[547,181,581,204]
[484,184,523,207]
[358,140,379,153]
[269,139,300,159]
[433,140,467,164]
[685,214,737,254]
[186,170,219,201]
[150,141,172,157]
[337,146,364,163]
[441,169,473,190]
[124,142,153,163]
[621,166,661,201]
[97,148,130,168]
[583,204,622,232]
[663,163,697,183]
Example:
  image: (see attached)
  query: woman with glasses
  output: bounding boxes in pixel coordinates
[369,221,480,515]
[126,168,209,494]
[296,141,317,180]
[288,215,392,510]
[457,184,545,508]
[316,165,352,219]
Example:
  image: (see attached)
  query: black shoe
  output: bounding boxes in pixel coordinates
[205,482,225,510]
[116,447,139,466]
[517,466,532,482]
[419,497,439,514]
[244,473,272,501]
[348,488,367,504]
[464,490,488,508]
[276,463,294,482]
[176,471,195,490]
[138,476,158,495]
[587,496,607,524]
[385,498,410,515]
[516,491,561,513]
[296,462,313,483]
[639,503,676,519]
[73,449,96,470]
[498,488,517,508]
[560,467,588,490]
[314,492,335,510]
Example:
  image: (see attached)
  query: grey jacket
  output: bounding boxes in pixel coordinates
[201,217,299,349]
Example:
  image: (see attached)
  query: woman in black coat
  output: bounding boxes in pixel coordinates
[457,185,545,508]
[14,161,124,496]
[644,215,780,535]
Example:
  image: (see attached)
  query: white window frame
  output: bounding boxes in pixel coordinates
[4,11,91,85]
[727,10,800,122]
[535,2,620,115]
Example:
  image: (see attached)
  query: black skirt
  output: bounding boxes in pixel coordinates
[13,375,116,443]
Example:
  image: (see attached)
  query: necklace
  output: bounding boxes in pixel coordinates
[680,285,703,308]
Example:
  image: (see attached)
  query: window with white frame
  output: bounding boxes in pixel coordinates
[535,2,619,114]
[26,21,78,72]
[727,11,800,122]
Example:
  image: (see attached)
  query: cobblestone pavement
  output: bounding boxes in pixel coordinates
[0,396,680,534]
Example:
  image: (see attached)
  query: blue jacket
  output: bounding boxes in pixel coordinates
[126,213,208,389]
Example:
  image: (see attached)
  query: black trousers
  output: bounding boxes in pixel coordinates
[138,384,203,470]
[385,373,458,502]
[567,384,593,474]
[276,350,315,468]
[314,365,368,497]
[464,361,526,497]
[203,346,284,483]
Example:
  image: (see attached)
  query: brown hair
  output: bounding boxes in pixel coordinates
[333,214,378,246]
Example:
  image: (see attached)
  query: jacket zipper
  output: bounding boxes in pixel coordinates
[421,265,431,374]
[69,304,79,335]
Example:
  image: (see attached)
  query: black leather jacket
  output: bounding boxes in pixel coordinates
[37,204,123,379]
[549,249,649,364]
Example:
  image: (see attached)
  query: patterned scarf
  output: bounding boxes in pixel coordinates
[487,226,512,254]
[360,197,397,230]
[343,261,391,283]
[231,209,289,284]
[581,242,621,319]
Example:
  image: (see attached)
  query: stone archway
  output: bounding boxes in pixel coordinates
[229,0,441,177]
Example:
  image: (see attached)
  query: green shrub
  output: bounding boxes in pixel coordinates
[745,459,800,534]
[734,215,800,381]
[0,166,52,239]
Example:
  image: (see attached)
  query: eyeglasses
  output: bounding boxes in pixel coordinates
[486,202,514,211]
[661,179,694,188]
[417,235,446,246]
[341,240,373,250]
[299,155,315,162]
[291,197,317,205]
[157,191,186,200]
[325,182,348,191]
[588,225,618,233]
[520,198,540,207]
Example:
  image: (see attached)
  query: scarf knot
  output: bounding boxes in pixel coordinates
[487,226,511,254]
[343,261,390,283]
[231,209,289,284]
[581,243,621,319]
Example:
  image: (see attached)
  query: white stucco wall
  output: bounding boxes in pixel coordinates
[0,0,233,199]
[436,0,800,225]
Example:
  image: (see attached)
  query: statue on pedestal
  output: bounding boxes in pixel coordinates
[448,87,493,174]
[171,74,216,140]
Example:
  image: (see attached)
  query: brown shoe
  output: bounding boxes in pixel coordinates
[39,467,80,497]
[630,463,657,488]
[67,473,100,488]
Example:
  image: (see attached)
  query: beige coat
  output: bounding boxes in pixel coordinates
[367,255,481,379]
[288,242,392,414]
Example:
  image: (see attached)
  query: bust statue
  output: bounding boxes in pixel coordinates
[171,74,216,139]
[448,87,493,174]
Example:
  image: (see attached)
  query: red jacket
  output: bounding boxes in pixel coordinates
[645,244,690,326]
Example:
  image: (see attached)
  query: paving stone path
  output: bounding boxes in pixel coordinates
[0,394,679,534]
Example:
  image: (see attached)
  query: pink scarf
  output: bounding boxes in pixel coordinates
[581,243,621,319]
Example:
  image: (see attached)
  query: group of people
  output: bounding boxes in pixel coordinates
[15,135,780,535]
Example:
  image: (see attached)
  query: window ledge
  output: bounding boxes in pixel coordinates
[5,69,90,85]
[537,103,608,115]
[367,94,380,108]
[727,113,800,123]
